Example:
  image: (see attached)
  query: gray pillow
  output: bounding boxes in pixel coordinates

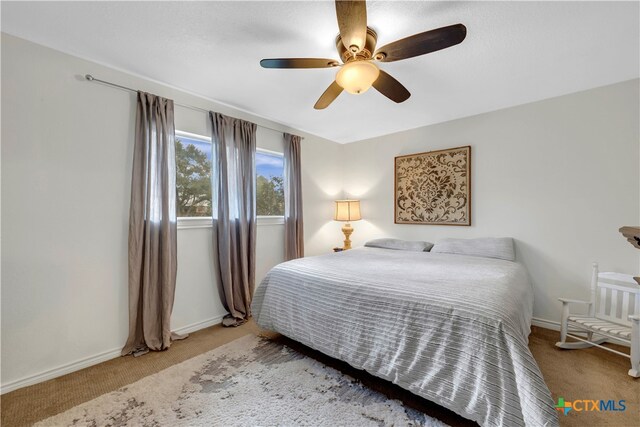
[431,237,515,261]
[364,238,434,252]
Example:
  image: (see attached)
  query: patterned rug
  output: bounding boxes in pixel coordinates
[37,335,447,426]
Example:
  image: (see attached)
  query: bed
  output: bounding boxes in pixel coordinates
[252,247,558,427]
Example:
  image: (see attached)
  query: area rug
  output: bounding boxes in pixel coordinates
[37,335,448,426]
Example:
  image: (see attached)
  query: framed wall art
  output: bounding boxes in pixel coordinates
[394,146,471,225]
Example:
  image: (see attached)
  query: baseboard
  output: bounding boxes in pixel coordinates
[172,315,224,336]
[0,347,124,395]
[0,315,224,395]
[1,314,625,394]
[531,317,561,331]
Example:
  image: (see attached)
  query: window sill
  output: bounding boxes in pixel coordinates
[177,216,284,229]
[177,217,212,229]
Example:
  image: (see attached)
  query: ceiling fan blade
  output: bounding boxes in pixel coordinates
[335,0,368,53]
[314,81,343,110]
[372,70,411,103]
[260,58,340,69]
[374,24,467,63]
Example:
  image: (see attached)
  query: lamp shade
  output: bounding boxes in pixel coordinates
[335,61,380,95]
[334,200,361,222]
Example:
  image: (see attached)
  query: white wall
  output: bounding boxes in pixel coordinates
[0,34,342,391]
[3,31,638,393]
[301,137,346,256]
[341,79,640,324]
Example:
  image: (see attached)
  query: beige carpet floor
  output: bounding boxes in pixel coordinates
[1,323,637,427]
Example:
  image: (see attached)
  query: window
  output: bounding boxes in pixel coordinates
[175,131,212,217]
[256,150,285,217]
[175,131,285,226]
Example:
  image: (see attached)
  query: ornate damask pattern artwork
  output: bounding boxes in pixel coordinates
[395,146,471,225]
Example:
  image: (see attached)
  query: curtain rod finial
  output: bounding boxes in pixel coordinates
[85,74,94,81]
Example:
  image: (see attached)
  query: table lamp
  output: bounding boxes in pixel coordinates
[334,200,361,250]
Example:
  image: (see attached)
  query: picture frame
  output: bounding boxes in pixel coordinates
[394,145,471,226]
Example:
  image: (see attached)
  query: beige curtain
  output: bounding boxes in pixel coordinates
[210,112,257,327]
[123,92,185,357]
[284,133,304,260]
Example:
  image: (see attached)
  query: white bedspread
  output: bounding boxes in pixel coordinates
[252,247,558,427]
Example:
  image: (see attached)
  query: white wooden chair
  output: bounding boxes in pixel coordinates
[556,262,640,377]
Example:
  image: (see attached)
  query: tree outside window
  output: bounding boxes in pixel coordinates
[256,151,284,216]
[175,133,285,218]
[176,135,212,217]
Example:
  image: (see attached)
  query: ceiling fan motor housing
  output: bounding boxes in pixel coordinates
[336,27,378,63]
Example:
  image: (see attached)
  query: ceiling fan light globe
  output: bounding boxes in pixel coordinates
[335,61,380,95]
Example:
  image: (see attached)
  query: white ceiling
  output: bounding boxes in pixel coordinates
[2,1,639,143]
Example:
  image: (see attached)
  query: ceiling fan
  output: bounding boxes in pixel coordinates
[260,0,467,109]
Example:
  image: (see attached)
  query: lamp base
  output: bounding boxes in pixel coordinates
[342,223,354,250]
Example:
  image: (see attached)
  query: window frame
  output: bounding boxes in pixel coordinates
[255,148,285,224]
[175,131,285,229]
[175,130,213,229]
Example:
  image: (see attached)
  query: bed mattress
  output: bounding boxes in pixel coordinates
[252,247,558,427]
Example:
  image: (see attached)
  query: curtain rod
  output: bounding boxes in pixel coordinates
[84,74,287,134]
